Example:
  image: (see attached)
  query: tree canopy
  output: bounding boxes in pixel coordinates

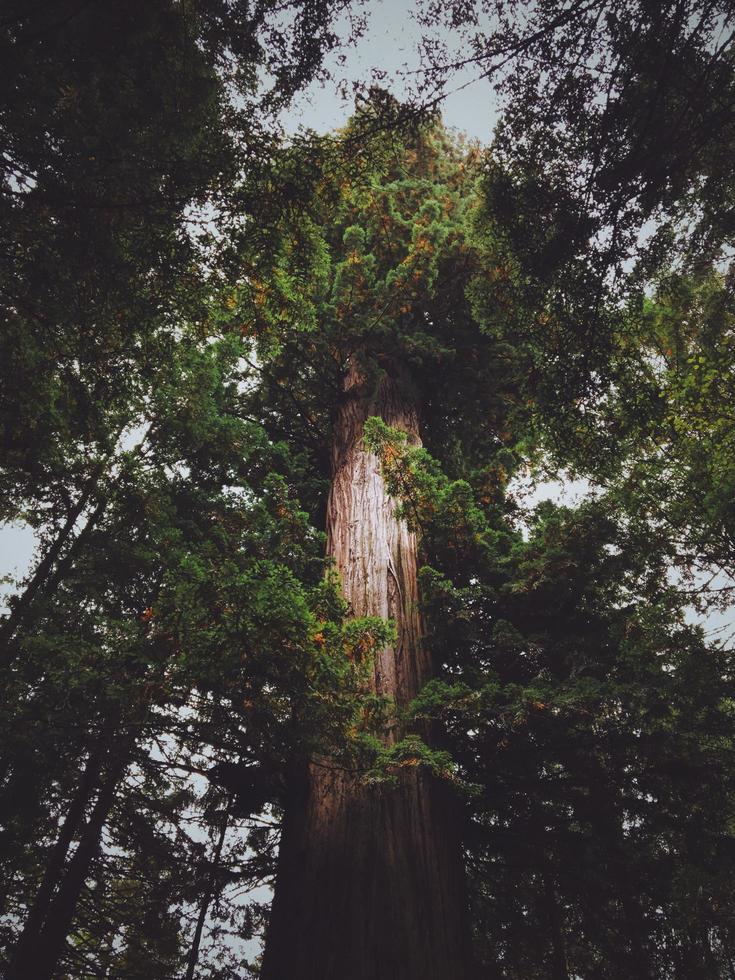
[1,3,734,978]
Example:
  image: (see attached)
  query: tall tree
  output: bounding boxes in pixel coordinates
[248,102,521,979]
[3,3,735,976]
[249,96,735,977]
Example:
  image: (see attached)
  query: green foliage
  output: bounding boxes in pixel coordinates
[0,4,374,977]
[241,109,529,486]
[2,6,735,975]
[369,412,735,979]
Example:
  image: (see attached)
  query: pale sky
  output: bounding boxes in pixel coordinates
[281,0,499,141]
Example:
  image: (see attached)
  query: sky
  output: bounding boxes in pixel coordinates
[280,0,499,141]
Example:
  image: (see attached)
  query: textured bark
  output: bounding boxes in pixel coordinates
[261,362,473,980]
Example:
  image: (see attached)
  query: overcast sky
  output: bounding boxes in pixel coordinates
[281,0,499,141]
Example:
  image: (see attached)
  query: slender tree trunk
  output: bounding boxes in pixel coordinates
[543,872,569,980]
[0,466,103,658]
[589,773,652,980]
[6,751,127,980]
[184,803,231,980]
[261,362,473,980]
[4,735,108,964]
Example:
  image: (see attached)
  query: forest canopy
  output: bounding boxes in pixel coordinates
[1,2,734,979]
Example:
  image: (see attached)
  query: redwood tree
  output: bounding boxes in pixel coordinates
[3,6,735,974]
[261,362,472,979]
[249,104,515,979]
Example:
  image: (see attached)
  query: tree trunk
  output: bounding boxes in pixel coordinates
[586,770,653,980]
[4,734,108,966]
[185,802,231,980]
[261,362,473,980]
[543,872,569,980]
[6,751,127,980]
[0,465,104,660]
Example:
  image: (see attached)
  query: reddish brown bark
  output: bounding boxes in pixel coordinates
[260,362,473,980]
